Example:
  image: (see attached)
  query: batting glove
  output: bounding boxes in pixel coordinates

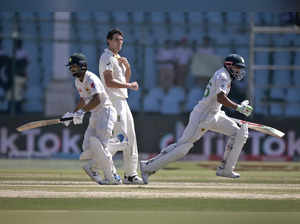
[73,109,85,125]
[62,112,73,127]
[236,100,253,117]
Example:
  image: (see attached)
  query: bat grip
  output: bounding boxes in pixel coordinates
[60,117,73,122]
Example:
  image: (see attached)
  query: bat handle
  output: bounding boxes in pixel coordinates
[60,117,73,122]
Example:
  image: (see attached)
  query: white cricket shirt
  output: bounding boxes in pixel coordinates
[99,48,128,99]
[75,70,113,112]
[195,67,232,113]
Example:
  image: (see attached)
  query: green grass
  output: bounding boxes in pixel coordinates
[1,159,300,224]
[1,198,300,211]
[1,211,299,224]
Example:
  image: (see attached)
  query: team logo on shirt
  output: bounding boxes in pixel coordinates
[91,82,95,88]
[85,88,90,92]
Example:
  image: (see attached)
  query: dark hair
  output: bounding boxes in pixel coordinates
[106,28,123,41]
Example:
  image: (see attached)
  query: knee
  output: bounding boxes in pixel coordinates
[232,123,248,144]
[239,123,248,142]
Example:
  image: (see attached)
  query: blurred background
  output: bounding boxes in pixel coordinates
[0,12,300,161]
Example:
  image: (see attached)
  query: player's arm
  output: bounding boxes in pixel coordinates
[217,92,238,110]
[118,57,131,82]
[73,98,85,112]
[125,65,131,82]
[103,70,138,90]
[62,94,100,126]
[217,91,253,117]
[80,93,101,112]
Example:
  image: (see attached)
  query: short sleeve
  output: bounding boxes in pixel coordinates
[102,55,113,71]
[87,76,103,96]
[215,73,229,94]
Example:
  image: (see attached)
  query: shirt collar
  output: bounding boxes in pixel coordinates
[105,48,120,58]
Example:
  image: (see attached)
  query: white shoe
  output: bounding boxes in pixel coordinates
[123,175,144,185]
[101,173,123,185]
[82,164,103,183]
[216,168,240,178]
[140,160,155,184]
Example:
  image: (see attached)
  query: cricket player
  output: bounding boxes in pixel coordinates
[140,54,253,184]
[63,53,122,185]
[99,28,143,184]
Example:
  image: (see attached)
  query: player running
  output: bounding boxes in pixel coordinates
[140,54,253,184]
[63,53,122,185]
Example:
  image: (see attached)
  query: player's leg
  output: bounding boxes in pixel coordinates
[80,127,103,183]
[210,112,248,178]
[107,114,128,157]
[140,108,208,184]
[120,101,144,184]
[88,136,121,185]
[111,99,142,184]
[93,107,122,185]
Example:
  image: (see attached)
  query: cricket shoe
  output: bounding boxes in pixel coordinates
[123,175,144,185]
[100,173,123,185]
[82,164,103,183]
[216,167,240,178]
[140,160,155,184]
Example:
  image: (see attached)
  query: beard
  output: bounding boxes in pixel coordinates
[72,72,81,78]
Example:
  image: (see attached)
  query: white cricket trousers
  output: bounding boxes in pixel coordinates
[82,106,117,149]
[145,106,241,172]
[111,97,139,177]
[80,106,117,173]
[178,108,240,146]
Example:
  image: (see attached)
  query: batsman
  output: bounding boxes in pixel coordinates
[140,54,253,184]
[63,53,122,185]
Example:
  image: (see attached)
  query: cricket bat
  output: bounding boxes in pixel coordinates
[232,118,285,138]
[16,117,73,132]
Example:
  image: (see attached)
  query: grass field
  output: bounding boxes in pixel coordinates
[0,159,300,224]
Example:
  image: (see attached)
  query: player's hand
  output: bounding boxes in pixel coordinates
[62,112,73,127]
[73,109,85,125]
[128,81,139,91]
[118,57,130,69]
[236,100,253,117]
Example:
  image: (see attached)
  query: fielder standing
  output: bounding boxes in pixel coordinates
[63,53,122,185]
[140,54,253,184]
[99,28,143,184]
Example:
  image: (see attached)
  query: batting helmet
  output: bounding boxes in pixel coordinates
[224,54,246,80]
[224,54,246,68]
[66,53,87,70]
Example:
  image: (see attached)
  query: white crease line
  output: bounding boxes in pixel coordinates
[1,181,300,190]
[0,190,299,199]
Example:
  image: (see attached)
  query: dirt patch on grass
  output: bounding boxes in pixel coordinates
[1,189,299,199]
[1,181,300,199]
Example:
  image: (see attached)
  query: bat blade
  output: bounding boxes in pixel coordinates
[232,118,285,138]
[16,119,61,132]
[16,116,74,132]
